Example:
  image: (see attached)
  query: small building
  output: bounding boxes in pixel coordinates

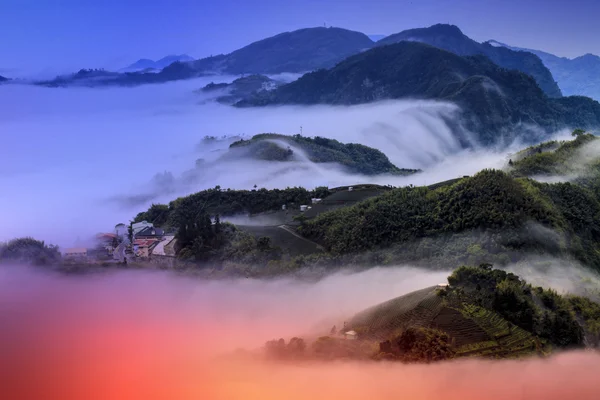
[135,226,165,240]
[348,186,354,192]
[282,204,287,210]
[133,239,159,258]
[132,221,154,236]
[152,235,176,257]
[64,248,88,259]
[311,198,322,204]
[344,330,358,340]
[300,205,308,212]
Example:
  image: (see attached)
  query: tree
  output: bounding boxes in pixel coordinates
[572,128,586,137]
[214,214,221,234]
[0,237,61,265]
[257,236,271,251]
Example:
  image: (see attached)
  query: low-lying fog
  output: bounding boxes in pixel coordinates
[1,266,598,400]
[0,77,573,246]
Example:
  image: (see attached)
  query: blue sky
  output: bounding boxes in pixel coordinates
[1,0,600,75]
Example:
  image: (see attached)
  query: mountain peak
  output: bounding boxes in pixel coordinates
[427,23,465,36]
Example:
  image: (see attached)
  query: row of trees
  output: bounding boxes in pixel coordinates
[446,264,586,347]
[133,186,331,229]
[0,237,61,265]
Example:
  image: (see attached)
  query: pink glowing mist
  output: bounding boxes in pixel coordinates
[0,266,598,400]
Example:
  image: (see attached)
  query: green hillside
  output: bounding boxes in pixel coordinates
[350,265,600,360]
[228,134,420,175]
[262,265,600,363]
[237,41,600,145]
[508,132,600,181]
[299,166,600,270]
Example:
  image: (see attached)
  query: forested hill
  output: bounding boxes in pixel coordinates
[377,24,562,98]
[227,133,420,175]
[190,27,374,75]
[508,132,600,178]
[299,166,600,270]
[341,265,600,361]
[237,41,600,145]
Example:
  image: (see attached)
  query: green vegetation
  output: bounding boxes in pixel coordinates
[446,264,584,347]
[133,203,170,226]
[0,237,61,265]
[508,133,598,177]
[343,265,599,362]
[229,133,419,175]
[255,265,600,364]
[238,41,600,145]
[133,186,330,228]
[298,167,600,271]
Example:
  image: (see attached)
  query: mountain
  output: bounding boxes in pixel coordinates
[486,40,600,101]
[121,54,195,72]
[37,63,201,87]
[199,74,282,104]
[189,27,374,75]
[377,24,562,98]
[236,41,600,145]
[39,27,374,87]
[227,133,420,175]
[0,75,8,82]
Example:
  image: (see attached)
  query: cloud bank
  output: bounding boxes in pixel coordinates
[1,266,599,400]
[0,77,573,247]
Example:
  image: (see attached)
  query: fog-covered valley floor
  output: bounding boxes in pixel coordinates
[1,265,599,400]
[0,77,574,247]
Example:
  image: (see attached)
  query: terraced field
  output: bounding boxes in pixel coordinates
[237,225,323,256]
[348,286,443,339]
[321,188,386,204]
[432,308,490,347]
[347,286,544,358]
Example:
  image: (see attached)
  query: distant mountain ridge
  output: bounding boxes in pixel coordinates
[237,41,600,145]
[377,24,562,98]
[189,27,374,75]
[39,27,374,87]
[485,39,600,101]
[120,54,195,72]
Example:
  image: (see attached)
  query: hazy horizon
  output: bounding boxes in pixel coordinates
[3,0,600,77]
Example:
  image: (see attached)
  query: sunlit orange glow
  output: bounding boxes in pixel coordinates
[1,267,598,400]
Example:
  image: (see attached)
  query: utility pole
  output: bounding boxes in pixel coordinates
[300,126,303,135]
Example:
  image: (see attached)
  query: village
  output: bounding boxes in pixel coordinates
[61,220,177,265]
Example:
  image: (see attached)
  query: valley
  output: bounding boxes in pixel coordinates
[4,10,600,399]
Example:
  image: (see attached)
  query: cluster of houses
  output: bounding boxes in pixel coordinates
[130,221,176,259]
[61,221,176,263]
